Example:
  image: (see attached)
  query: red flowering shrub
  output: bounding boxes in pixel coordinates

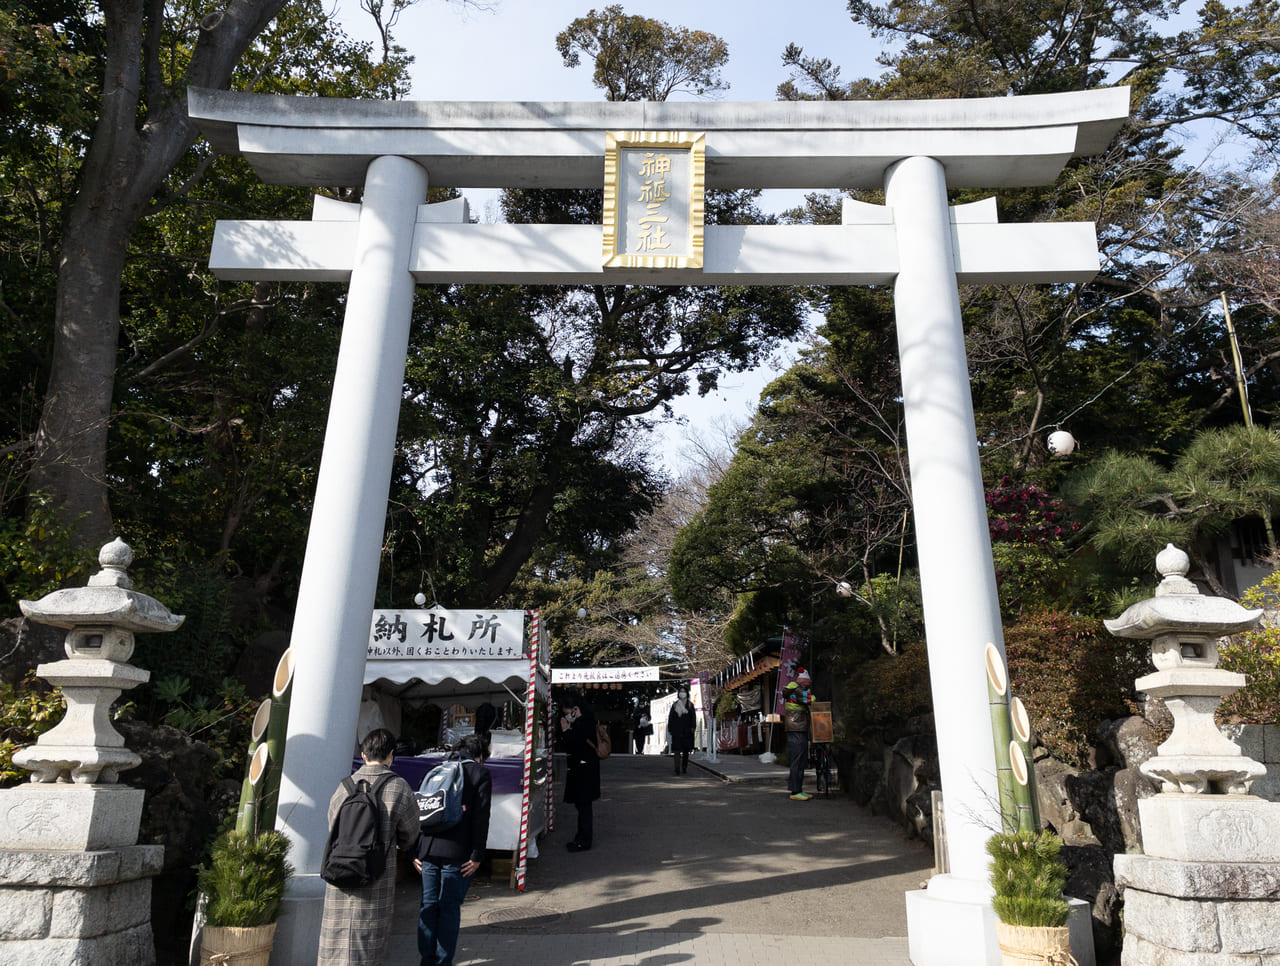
[987,478,1083,618]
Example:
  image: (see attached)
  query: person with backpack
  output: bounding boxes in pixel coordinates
[317,727,419,966]
[412,733,492,966]
[559,691,600,853]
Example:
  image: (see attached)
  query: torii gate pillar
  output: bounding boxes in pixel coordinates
[189,88,1129,966]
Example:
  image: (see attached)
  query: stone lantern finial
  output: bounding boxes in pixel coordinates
[87,536,134,589]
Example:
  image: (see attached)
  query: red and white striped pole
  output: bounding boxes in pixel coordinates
[515,610,539,891]
[545,685,555,834]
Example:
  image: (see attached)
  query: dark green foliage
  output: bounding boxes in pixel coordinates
[197,829,293,928]
[1004,611,1149,767]
[987,829,1070,928]
[0,676,65,786]
[1062,426,1280,598]
[986,478,1083,617]
[839,641,933,735]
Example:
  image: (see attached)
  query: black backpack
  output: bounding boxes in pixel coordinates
[320,772,395,888]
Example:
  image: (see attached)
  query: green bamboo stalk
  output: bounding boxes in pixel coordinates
[984,643,1018,833]
[1010,697,1041,831]
[235,698,273,836]
[236,743,270,836]
[258,648,294,831]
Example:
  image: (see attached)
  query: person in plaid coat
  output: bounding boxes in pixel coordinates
[317,728,420,965]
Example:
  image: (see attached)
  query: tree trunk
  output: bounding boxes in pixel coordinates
[29,218,132,546]
[26,0,290,548]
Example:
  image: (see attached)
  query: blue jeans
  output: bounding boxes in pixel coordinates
[418,860,471,966]
[787,731,808,794]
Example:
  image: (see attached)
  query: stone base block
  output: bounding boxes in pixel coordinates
[0,844,163,887]
[1116,853,1280,961]
[0,784,144,849]
[1138,795,1280,862]
[1122,932,1280,965]
[0,845,161,965]
[0,922,156,966]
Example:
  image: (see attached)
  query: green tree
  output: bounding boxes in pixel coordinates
[1,0,418,653]
[371,13,804,611]
[13,0,422,551]
[776,0,1280,472]
[670,287,919,656]
[1063,425,1280,596]
[556,4,730,101]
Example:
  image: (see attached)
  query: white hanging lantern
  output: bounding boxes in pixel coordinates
[1047,430,1076,456]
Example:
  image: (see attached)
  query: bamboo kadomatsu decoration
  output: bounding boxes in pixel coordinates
[985,644,1041,834]
[236,699,272,835]
[984,643,1018,833]
[257,649,294,831]
[1009,697,1041,833]
[236,743,271,836]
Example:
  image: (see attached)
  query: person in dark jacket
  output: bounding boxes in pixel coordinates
[413,733,492,966]
[559,692,600,852]
[667,685,697,775]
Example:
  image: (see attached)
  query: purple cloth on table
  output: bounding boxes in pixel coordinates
[351,755,524,795]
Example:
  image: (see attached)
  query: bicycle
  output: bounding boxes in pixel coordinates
[810,741,834,798]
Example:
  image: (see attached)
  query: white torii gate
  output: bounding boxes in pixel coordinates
[189,87,1129,966]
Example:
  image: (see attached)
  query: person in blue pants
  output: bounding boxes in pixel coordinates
[413,733,492,966]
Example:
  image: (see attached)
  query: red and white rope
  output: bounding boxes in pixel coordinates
[515,609,539,891]
[545,679,555,833]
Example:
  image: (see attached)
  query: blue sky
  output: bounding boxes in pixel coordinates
[346,1,884,102]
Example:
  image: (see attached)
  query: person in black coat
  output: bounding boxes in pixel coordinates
[667,686,696,775]
[559,692,600,853]
[414,733,492,966]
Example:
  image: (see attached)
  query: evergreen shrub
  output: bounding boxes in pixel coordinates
[1220,570,1280,725]
[1003,610,1148,767]
[840,641,933,735]
[197,829,293,928]
[987,829,1070,927]
[0,675,66,786]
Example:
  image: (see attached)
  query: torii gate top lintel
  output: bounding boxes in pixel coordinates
[187,86,1130,190]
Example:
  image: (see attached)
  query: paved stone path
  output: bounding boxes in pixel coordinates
[383,751,932,965]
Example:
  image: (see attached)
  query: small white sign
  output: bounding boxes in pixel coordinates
[552,666,661,684]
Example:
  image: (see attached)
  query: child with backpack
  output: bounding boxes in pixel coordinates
[317,728,419,966]
[413,732,492,966]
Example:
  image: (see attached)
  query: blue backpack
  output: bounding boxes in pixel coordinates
[416,755,469,832]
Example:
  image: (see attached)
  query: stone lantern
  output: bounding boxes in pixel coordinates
[1107,544,1280,964]
[0,538,182,964]
[1105,543,1266,796]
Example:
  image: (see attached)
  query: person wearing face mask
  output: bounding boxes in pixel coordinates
[558,692,600,852]
[667,685,696,776]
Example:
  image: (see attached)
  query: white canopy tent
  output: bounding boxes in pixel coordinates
[362,607,552,889]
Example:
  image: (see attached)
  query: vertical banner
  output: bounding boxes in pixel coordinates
[773,629,803,717]
[698,670,717,761]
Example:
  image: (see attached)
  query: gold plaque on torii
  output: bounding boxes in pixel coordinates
[602,131,705,270]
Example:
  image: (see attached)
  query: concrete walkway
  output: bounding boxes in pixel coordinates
[384,752,932,965]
